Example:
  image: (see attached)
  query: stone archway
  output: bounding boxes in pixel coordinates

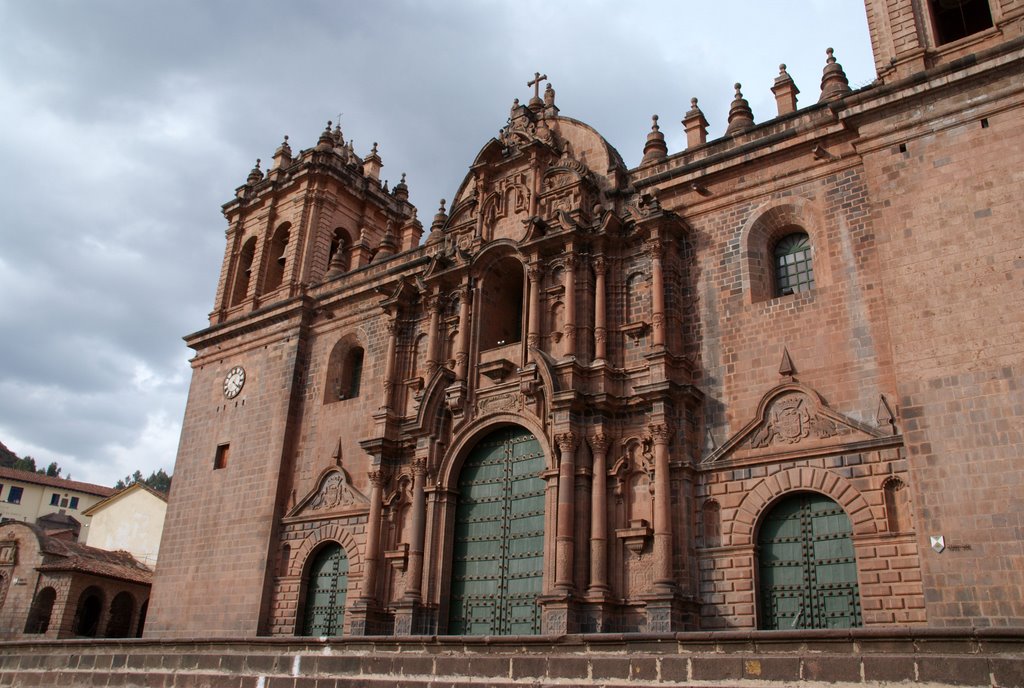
[299,542,350,637]
[757,492,862,630]
[447,425,546,635]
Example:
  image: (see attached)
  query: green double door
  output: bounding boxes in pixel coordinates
[758,493,862,629]
[301,543,349,636]
[449,426,546,635]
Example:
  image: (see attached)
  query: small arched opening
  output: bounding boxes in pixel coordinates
[263,222,291,293]
[105,591,135,638]
[73,586,105,637]
[230,236,257,307]
[24,587,57,634]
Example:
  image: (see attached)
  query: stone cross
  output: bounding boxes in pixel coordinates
[528,72,548,100]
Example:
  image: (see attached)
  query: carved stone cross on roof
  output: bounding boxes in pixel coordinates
[528,72,548,100]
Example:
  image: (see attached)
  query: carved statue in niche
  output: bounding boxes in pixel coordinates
[750,393,839,448]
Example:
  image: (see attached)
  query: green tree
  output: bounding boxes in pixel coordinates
[115,468,172,494]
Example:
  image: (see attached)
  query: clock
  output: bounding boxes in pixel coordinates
[223,366,246,399]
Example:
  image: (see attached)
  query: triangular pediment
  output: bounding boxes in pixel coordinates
[287,466,368,519]
[702,383,891,464]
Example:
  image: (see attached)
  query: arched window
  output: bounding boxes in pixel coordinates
[24,587,56,634]
[73,586,105,637]
[702,500,721,548]
[230,237,257,307]
[478,256,524,349]
[324,338,365,403]
[300,543,349,636]
[773,232,815,297]
[263,223,291,293]
[105,591,135,638]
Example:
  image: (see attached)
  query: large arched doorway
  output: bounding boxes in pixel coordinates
[300,543,349,636]
[448,426,545,635]
[757,492,862,629]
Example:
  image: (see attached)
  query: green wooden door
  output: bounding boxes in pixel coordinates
[758,493,861,629]
[449,426,546,635]
[302,543,349,636]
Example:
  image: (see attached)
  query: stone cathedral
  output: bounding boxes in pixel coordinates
[146,0,1024,638]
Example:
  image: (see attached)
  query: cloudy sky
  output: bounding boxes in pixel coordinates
[0,1,875,486]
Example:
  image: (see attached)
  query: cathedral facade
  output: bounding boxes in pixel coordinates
[146,0,1024,637]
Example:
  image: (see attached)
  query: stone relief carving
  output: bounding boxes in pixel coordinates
[477,392,520,415]
[750,393,840,448]
[309,469,368,511]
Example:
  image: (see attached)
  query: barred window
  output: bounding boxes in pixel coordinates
[773,232,815,296]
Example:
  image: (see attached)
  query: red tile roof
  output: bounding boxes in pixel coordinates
[0,467,114,498]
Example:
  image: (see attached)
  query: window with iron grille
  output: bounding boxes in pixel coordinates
[773,232,815,296]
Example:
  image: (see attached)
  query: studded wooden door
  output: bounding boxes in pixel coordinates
[758,493,861,629]
[301,543,349,636]
[449,426,546,635]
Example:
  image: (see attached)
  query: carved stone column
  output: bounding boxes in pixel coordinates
[404,458,427,602]
[649,423,674,589]
[554,431,578,593]
[527,262,544,350]
[649,240,666,349]
[381,318,399,410]
[563,254,577,355]
[351,468,389,635]
[361,469,388,605]
[453,284,471,382]
[587,433,611,596]
[425,294,442,376]
[593,256,608,363]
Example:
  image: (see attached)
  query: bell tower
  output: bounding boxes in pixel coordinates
[864,0,1023,80]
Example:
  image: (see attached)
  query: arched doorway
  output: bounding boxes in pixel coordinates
[24,587,56,634]
[106,591,135,637]
[73,586,104,637]
[757,492,862,629]
[300,543,349,636]
[448,426,545,635]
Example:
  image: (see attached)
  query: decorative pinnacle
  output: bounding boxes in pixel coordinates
[691,97,698,108]
[400,172,406,183]
[734,82,743,96]
[826,47,836,63]
[651,114,660,131]
[371,142,379,155]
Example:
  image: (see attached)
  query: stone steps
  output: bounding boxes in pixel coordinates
[0,628,1021,687]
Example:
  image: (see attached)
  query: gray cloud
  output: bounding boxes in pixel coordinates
[0,1,874,484]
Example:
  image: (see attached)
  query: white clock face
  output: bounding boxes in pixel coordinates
[223,366,245,399]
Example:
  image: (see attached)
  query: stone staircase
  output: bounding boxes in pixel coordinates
[1,628,1022,687]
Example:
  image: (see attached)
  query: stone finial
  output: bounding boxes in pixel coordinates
[333,121,345,146]
[272,135,292,170]
[819,48,852,103]
[363,141,383,181]
[778,347,796,378]
[771,63,800,116]
[374,221,398,262]
[683,97,709,148]
[246,158,264,185]
[427,199,448,244]
[725,83,754,135]
[316,121,335,151]
[393,172,409,201]
[642,114,668,165]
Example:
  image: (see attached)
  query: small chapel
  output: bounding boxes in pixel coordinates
[142,0,1023,638]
